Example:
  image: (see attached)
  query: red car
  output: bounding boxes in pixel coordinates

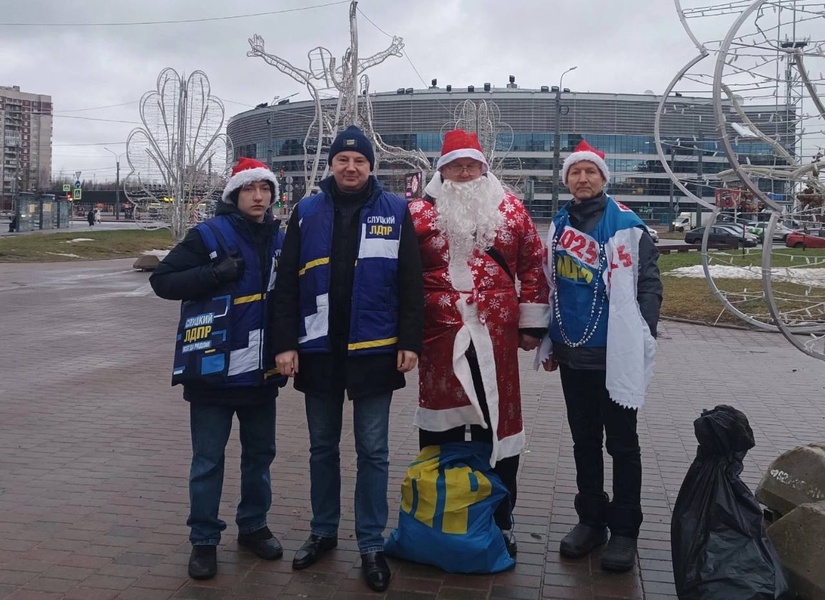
[785,230,825,249]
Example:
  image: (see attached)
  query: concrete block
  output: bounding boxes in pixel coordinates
[756,443,825,518]
[132,254,160,272]
[767,501,825,600]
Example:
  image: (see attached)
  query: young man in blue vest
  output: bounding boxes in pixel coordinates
[150,157,286,580]
[538,140,662,572]
[271,125,424,593]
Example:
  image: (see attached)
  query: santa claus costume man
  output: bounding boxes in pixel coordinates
[408,130,550,557]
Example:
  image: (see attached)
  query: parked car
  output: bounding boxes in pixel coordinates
[713,223,760,243]
[684,226,757,247]
[785,229,825,249]
[744,220,793,242]
[645,225,659,243]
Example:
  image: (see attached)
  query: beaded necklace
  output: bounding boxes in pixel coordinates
[551,223,608,348]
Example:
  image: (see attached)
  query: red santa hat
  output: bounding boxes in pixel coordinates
[436,129,489,173]
[561,140,610,184]
[221,157,279,203]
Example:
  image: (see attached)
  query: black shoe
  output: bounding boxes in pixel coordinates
[292,534,337,570]
[559,523,608,558]
[188,545,217,580]
[502,530,518,557]
[361,551,391,592]
[600,534,637,572]
[238,526,283,560]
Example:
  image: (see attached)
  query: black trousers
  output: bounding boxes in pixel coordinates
[418,347,519,532]
[558,364,643,538]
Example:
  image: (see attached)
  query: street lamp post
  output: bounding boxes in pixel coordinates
[104,147,123,221]
[266,117,273,168]
[668,145,676,232]
[694,133,704,229]
[552,66,577,217]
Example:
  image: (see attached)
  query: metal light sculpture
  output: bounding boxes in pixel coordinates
[247,0,429,195]
[359,74,430,174]
[124,67,232,241]
[443,99,519,183]
[658,0,825,359]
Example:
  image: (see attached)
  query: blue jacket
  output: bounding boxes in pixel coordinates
[296,180,407,356]
[184,215,285,387]
[150,204,286,405]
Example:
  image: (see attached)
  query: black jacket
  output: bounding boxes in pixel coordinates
[553,192,663,370]
[270,175,424,400]
[149,202,281,405]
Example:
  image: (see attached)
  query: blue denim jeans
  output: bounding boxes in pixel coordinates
[305,391,391,554]
[187,399,276,545]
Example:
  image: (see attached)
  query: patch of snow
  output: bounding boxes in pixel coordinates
[668,264,825,287]
[46,252,82,258]
[144,249,170,257]
[65,238,95,243]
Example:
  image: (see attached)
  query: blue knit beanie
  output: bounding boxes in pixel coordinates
[328,125,375,171]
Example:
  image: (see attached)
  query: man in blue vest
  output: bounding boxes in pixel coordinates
[271,125,424,592]
[539,140,662,573]
[150,157,286,580]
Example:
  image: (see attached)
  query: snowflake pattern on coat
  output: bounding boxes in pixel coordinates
[409,192,550,453]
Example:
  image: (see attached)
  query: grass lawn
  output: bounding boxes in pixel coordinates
[0,230,175,262]
[659,248,825,325]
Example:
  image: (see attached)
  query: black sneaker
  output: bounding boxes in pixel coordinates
[559,523,608,558]
[238,526,283,560]
[188,545,217,580]
[600,534,637,572]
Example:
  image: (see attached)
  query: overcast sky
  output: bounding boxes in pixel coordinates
[0,0,776,180]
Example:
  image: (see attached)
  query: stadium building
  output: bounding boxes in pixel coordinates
[227,81,793,222]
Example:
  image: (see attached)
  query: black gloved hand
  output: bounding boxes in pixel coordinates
[212,253,244,284]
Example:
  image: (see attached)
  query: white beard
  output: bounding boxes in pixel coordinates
[435,175,505,260]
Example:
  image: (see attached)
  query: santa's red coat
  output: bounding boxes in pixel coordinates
[409,192,550,463]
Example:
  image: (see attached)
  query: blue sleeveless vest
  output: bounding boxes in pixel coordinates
[296,186,406,356]
[172,214,286,388]
[550,196,645,348]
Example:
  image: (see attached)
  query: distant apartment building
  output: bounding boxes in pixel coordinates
[0,85,53,212]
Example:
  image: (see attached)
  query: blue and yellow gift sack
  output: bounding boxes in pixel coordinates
[384,442,515,573]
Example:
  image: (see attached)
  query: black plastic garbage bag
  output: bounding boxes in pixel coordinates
[671,405,792,600]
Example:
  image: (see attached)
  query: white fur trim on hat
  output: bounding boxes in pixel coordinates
[436,149,489,173]
[561,151,610,185]
[221,167,280,202]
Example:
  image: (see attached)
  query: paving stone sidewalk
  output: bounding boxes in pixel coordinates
[0,259,822,600]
